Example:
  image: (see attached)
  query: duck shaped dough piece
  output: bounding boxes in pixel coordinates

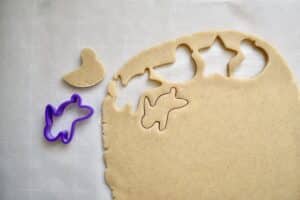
[63,48,105,88]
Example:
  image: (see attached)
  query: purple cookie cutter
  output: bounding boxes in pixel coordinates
[44,94,94,144]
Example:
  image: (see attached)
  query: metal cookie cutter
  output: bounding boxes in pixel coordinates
[43,94,94,144]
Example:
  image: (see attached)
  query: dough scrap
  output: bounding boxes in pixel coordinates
[102,31,300,200]
[63,48,105,88]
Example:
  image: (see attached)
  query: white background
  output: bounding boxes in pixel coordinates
[1,0,300,199]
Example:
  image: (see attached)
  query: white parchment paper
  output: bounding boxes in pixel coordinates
[1,0,300,199]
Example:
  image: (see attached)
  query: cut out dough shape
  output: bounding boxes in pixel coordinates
[142,87,188,130]
[63,48,105,88]
[102,31,300,200]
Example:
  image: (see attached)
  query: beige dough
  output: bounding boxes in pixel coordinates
[63,48,105,88]
[102,31,300,199]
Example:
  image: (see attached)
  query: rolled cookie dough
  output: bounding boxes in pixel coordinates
[102,31,300,200]
[63,48,105,88]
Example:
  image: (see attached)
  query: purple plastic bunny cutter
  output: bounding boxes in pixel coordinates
[44,94,94,144]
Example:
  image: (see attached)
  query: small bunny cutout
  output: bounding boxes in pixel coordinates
[141,87,188,130]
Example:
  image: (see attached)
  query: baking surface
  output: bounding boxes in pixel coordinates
[1,0,300,199]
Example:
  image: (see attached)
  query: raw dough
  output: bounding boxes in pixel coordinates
[102,31,300,199]
[63,48,105,88]
[141,87,188,131]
